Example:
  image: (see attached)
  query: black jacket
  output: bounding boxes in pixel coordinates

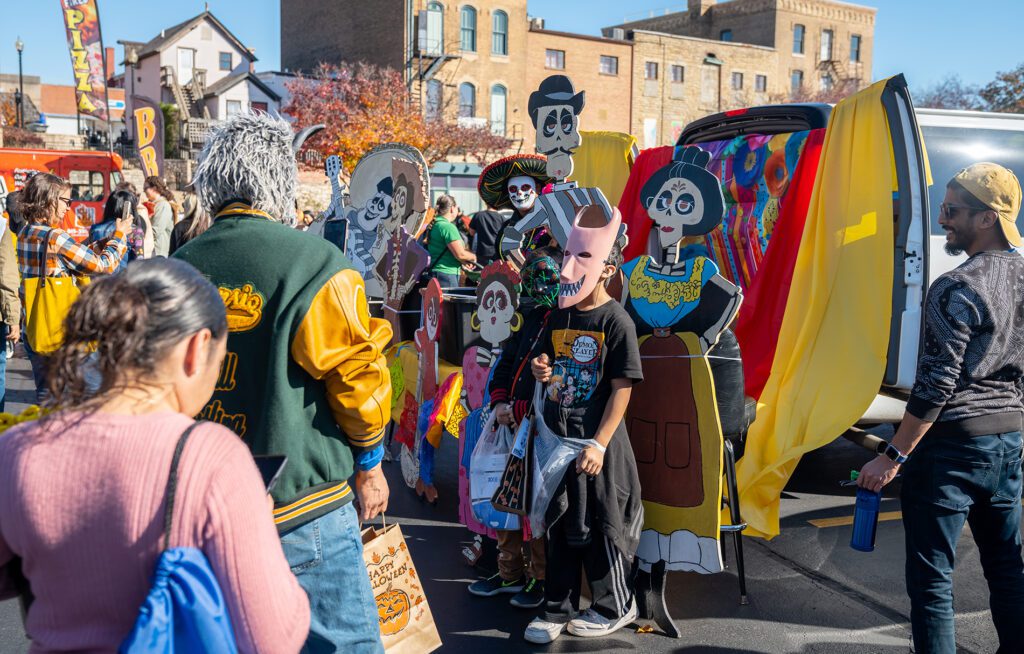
[488,307,552,422]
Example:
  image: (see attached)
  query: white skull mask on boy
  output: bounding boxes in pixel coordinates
[506,175,539,214]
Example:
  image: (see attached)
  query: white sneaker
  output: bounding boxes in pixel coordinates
[524,617,567,644]
[566,601,639,638]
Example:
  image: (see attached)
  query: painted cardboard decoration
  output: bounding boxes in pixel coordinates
[345,143,429,295]
[400,278,444,490]
[472,261,522,357]
[306,155,350,251]
[529,75,585,182]
[498,186,613,262]
[559,205,622,309]
[621,146,743,574]
[386,158,430,241]
[374,226,430,338]
[478,154,555,263]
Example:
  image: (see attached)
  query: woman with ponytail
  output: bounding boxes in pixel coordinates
[0,258,310,652]
[143,175,176,257]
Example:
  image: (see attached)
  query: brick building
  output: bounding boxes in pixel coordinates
[606,0,875,145]
[281,1,632,155]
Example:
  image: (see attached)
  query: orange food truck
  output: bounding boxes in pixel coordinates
[0,148,124,241]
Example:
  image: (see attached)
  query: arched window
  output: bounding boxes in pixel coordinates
[490,84,507,135]
[460,6,477,52]
[425,2,444,56]
[426,80,443,121]
[492,10,508,56]
[459,82,476,118]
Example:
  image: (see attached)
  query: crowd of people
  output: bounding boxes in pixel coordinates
[0,107,1020,654]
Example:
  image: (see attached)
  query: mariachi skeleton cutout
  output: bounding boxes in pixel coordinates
[386,158,429,241]
[620,146,743,574]
[498,186,613,264]
[471,261,522,366]
[345,143,429,295]
[529,75,585,182]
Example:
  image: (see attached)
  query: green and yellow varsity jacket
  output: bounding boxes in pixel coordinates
[174,203,393,532]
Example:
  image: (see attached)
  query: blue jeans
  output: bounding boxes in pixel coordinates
[21,335,48,405]
[435,272,460,289]
[280,502,384,654]
[901,431,1024,654]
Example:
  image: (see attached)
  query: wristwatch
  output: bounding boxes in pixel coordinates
[883,443,909,465]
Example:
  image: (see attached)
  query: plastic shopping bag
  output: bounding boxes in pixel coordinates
[527,385,588,533]
[469,411,520,531]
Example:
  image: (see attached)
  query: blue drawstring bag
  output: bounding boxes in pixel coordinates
[120,423,238,653]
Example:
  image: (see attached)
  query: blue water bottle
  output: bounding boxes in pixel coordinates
[850,487,881,552]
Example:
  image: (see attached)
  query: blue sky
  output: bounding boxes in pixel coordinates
[0,0,1020,95]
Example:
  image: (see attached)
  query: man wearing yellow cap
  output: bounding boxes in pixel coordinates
[858,162,1024,653]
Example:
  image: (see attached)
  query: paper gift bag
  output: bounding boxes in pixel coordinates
[362,523,442,654]
[491,416,532,516]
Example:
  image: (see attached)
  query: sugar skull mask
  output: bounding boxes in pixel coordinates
[559,205,622,309]
[507,175,539,213]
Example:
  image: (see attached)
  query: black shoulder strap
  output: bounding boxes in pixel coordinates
[162,422,204,551]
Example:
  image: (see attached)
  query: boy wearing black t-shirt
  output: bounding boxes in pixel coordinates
[525,207,644,644]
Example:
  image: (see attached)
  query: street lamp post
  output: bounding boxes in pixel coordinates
[125,47,138,142]
[15,37,24,129]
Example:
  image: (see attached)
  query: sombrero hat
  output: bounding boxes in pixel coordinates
[478,154,553,211]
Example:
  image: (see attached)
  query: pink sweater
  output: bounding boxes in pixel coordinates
[0,412,310,653]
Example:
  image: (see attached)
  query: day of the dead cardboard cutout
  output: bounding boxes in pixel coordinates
[345,143,429,295]
[401,278,444,490]
[375,227,430,339]
[478,154,555,264]
[620,146,743,574]
[472,261,522,366]
[528,75,584,182]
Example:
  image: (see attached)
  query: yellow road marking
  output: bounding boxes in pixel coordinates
[809,511,903,529]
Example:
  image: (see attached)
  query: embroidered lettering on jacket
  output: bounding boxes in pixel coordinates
[199,399,248,437]
[216,352,239,392]
[218,284,265,332]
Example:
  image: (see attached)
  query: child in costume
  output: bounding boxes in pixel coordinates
[525,206,644,644]
[468,249,561,609]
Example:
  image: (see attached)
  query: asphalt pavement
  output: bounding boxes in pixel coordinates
[0,350,1012,653]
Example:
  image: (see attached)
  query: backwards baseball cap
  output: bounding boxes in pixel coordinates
[953,162,1022,248]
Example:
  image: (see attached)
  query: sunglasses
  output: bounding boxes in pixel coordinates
[940,202,987,219]
[58,196,73,208]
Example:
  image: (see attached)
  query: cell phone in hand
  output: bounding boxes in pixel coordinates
[253,455,288,492]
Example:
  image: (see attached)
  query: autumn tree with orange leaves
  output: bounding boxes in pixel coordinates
[285,62,513,172]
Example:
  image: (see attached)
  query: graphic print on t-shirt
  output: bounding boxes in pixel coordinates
[547,328,605,408]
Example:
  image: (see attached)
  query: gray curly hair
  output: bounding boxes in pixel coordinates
[192,112,297,224]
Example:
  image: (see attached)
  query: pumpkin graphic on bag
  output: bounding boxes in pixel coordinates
[377,587,412,636]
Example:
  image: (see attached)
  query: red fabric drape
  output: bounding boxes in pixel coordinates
[734,128,826,400]
[619,146,674,262]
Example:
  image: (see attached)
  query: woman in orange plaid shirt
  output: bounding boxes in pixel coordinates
[17,173,131,400]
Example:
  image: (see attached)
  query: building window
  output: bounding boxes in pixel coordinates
[226,100,242,116]
[459,82,476,118]
[820,73,834,91]
[850,34,862,62]
[545,49,565,70]
[490,84,507,135]
[426,79,443,120]
[69,170,104,202]
[645,61,659,80]
[793,24,805,54]
[791,70,804,92]
[251,101,268,113]
[492,10,508,55]
[732,72,743,90]
[720,29,733,42]
[460,6,477,52]
[755,74,767,92]
[671,65,684,83]
[219,52,232,71]
[424,2,444,56]
[600,55,619,75]
[820,29,834,61]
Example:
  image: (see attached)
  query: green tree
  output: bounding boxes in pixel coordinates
[160,103,179,158]
[980,63,1024,114]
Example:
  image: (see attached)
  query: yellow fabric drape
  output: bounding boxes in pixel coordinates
[571,131,638,206]
[734,79,897,539]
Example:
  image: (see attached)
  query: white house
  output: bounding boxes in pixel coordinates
[120,11,281,145]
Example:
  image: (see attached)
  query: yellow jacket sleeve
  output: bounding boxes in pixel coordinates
[291,269,393,452]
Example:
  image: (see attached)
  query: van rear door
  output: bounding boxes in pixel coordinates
[880,75,930,390]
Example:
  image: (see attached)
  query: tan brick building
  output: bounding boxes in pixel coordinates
[606,0,875,146]
[280,1,632,157]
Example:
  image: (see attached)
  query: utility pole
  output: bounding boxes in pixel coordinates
[15,37,24,128]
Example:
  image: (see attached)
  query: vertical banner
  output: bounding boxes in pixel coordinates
[131,96,164,177]
[60,0,108,121]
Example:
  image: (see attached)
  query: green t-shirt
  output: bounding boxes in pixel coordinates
[427,218,463,274]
